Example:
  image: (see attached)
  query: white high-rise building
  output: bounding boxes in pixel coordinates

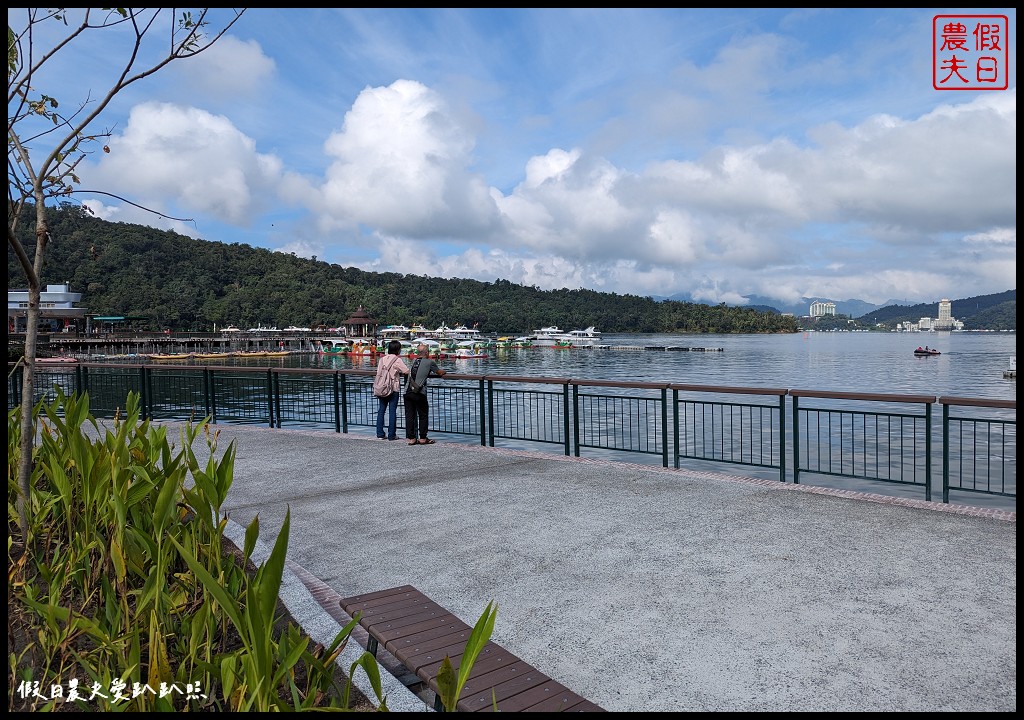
[809,301,836,317]
[937,299,952,328]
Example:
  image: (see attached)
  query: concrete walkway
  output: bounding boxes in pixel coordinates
[182,423,1015,712]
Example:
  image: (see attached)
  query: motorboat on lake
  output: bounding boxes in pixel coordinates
[531,326,568,347]
[566,326,601,347]
[913,346,941,356]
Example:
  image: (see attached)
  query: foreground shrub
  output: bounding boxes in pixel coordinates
[7,390,387,711]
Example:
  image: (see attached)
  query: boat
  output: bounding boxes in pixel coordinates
[316,339,351,355]
[913,346,941,356]
[1004,358,1016,379]
[237,350,269,359]
[511,336,535,348]
[379,325,411,340]
[445,341,489,359]
[194,351,235,360]
[37,356,79,364]
[282,325,311,333]
[263,350,291,357]
[148,353,194,361]
[346,340,377,357]
[566,326,601,347]
[531,326,569,347]
[221,325,241,334]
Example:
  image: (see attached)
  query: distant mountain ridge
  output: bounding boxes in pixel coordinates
[655,291,1011,321]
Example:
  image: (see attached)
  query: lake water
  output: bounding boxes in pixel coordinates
[74,330,1015,511]
[294,331,1016,401]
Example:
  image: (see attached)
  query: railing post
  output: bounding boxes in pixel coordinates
[478,377,486,446]
[75,364,83,397]
[340,373,348,433]
[778,392,787,483]
[266,369,274,428]
[273,370,282,428]
[333,372,341,433]
[661,386,669,468]
[486,378,495,447]
[208,367,218,424]
[941,401,950,505]
[792,395,801,485]
[672,387,680,470]
[203,367,211,420]
[568,382,576,457]
[12,365,23,406]
[139,365,150,419]
[924,401,932,502]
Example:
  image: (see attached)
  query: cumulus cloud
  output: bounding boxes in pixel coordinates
[71,63,1014,307]
[315,79,500,238]
[82,102,284,228]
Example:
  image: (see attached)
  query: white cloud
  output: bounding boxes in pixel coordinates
[83,102,284,227]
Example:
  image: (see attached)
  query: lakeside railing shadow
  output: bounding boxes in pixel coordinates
[9,361,1015,509]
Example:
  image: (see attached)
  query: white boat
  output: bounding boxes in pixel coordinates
[566,326,601,347]
[1004,357,1016,378]
[448,324,482,341]
[379,324,411,339]
[531,326,568,347]
[283,325,311,333]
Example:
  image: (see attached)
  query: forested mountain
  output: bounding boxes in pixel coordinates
[857,290,1016,330]
[10,204,799,335]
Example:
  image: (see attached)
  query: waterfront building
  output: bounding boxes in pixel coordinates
[8,282,87,333]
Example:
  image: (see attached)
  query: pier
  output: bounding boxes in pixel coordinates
[28,331,725,358]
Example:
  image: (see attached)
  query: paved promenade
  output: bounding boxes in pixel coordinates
[183,422,1016,712]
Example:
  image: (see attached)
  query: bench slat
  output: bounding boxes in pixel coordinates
[339,586,604,712]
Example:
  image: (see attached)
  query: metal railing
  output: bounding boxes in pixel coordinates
[9,362,1015,507]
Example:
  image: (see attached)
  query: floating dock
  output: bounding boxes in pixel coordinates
[604,345,724,352]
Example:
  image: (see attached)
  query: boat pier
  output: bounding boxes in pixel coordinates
[26,330,725,359]
[598,344,723,351]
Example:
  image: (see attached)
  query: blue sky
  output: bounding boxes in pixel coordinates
[10,8,1017,306]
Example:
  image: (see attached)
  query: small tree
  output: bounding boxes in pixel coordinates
[7,8,247,533]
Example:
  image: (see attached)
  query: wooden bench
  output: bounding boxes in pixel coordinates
[339,584,605,712]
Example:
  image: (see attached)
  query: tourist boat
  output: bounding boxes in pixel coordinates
[566,326,601,347]
[531,326,570,347]
[379,325,411,340]
[913,347,941,356]
[448,324,482,341]
[511,336,535,348]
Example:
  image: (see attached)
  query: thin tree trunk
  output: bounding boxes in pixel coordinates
[16,214,48,536]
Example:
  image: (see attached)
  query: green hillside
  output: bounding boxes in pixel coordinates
[9,204,799,335]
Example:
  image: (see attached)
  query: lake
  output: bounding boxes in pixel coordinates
[289,331,1016,401]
